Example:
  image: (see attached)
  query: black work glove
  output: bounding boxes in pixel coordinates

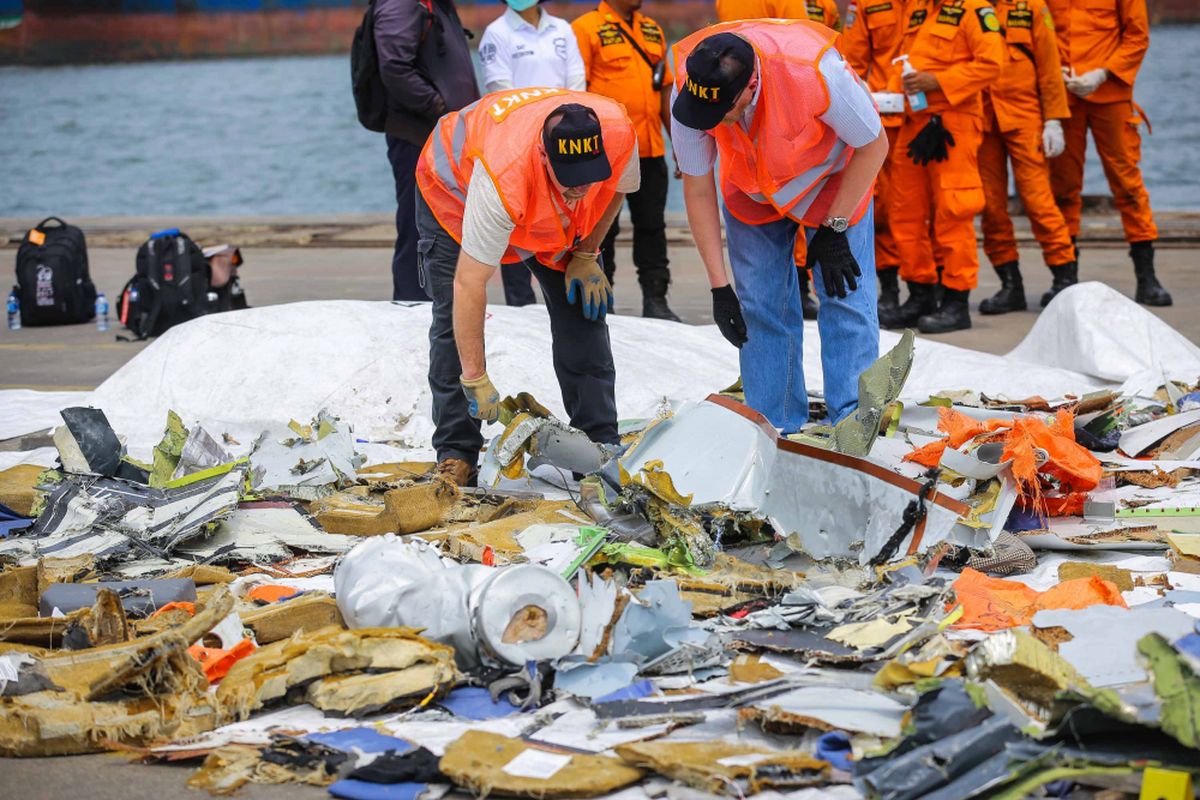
[906,113,956,166]
[711,285,748,348]
[808,226,862,299]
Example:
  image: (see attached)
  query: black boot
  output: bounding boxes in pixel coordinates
[880,281,938,329]
[1040,261,1078,307]
[918,289,971,333]
[798,266,818,320]
[877,266,900,317]
[1130,241,1172,306]
[979,261,1026,315]
[642,280,682,321]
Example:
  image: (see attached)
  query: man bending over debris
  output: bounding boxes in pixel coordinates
[671,21,890,433]
[415,89,639,486]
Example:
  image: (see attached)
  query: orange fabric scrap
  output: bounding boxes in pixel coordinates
[245,584,301,604]
[951,567,1127,631]
[188,638,257,683]
[149,601,196,618]
[904,408,1102,514]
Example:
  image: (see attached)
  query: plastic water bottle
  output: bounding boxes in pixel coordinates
[6,289,20,331]
[95,292,109,332]
[893,55,928,112]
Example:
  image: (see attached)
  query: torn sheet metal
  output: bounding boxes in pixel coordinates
[832,330,914,457]
[613,580,704,663]
[479,410,621,488]
[0,467,246,565]
[251,412,363,499]
[621,396,974,562]
[1031,605,1196,687]
[741,686,906,738]
[1119,408,1200,457]
[334,535,581,669]
[178,503,354,563]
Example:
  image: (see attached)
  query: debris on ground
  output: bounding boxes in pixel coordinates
[3,288,1200,797]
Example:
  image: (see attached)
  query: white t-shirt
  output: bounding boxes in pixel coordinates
[478,7,587,94]
[672,50,882,176]
[461,155,641,267]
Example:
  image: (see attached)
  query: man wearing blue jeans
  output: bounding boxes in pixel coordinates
[671,22,890,431]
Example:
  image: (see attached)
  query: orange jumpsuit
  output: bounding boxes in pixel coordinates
[842,0,906,271]
[888,0,1005,291]
[979,0,1074,269]
[716,0,840,26]
[1046,0,1154,243]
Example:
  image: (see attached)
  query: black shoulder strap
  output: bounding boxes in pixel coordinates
[610,16,660,72]
[139,238,165,340]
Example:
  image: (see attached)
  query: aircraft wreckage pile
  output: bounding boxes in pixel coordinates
[2,290,1200,799]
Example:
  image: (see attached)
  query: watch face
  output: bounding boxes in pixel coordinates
[827,217,849,233]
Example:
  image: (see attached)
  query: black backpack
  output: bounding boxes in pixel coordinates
[15,216,97,326]
[351,0,434,133]
[119,229,211,340]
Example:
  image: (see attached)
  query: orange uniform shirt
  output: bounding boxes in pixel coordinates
[843,0,906,90]
[1045,0,1148,104]
[715,0,840,27]
[985,0,1070,131]
[773,0,843,29]
[573,2,675,158]
[890,0,1007,117]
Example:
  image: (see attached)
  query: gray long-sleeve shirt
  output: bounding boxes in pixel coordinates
[374,0,480,145]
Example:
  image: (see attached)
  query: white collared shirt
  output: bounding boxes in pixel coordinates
[479,7,587,94]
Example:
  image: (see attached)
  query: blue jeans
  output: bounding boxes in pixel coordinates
[723,203,879,431]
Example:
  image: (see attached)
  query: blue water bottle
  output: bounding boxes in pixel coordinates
[894,55,928,113]
[95,292,109,332]
[6,288,20,331]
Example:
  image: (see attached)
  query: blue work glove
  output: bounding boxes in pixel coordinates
[564,250,613,321]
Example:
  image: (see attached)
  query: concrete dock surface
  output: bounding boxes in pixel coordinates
[2,210,1198,393]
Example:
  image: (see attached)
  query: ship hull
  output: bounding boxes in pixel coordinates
[0,0,1194,65]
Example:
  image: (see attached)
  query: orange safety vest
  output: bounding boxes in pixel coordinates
[673,20,872,227]
[416,87,636,270]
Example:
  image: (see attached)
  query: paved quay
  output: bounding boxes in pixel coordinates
[1,210,1198,393]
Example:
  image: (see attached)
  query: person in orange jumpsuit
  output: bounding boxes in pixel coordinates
[842,0,906,317]
[714,0,841,320]
[1046,0,1169,306]
[879,0,1005,334]
[976,0,1074,315]
[573,0,682,322]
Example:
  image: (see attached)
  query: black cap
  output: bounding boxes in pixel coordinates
[672,33,754,131]
[542,103,612,188]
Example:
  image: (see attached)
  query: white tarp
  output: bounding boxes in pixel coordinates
[1007,281,1200,384]
[0,283,1192,454]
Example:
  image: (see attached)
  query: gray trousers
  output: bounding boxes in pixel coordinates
[416,192,619,465]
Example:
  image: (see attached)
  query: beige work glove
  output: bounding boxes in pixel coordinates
[564,250,613,321]
[460,372,501,423]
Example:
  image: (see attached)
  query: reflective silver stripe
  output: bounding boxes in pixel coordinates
[768,139,849,211]
[511,246,536,261]
[431,137,464,201]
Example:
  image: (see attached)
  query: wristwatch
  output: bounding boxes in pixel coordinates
[822,216,850,233]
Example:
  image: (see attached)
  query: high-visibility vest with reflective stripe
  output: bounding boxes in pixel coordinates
[417,87,636,270]
[673,20,872,226]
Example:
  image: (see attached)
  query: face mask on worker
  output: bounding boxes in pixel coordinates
[505,0,540,11]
